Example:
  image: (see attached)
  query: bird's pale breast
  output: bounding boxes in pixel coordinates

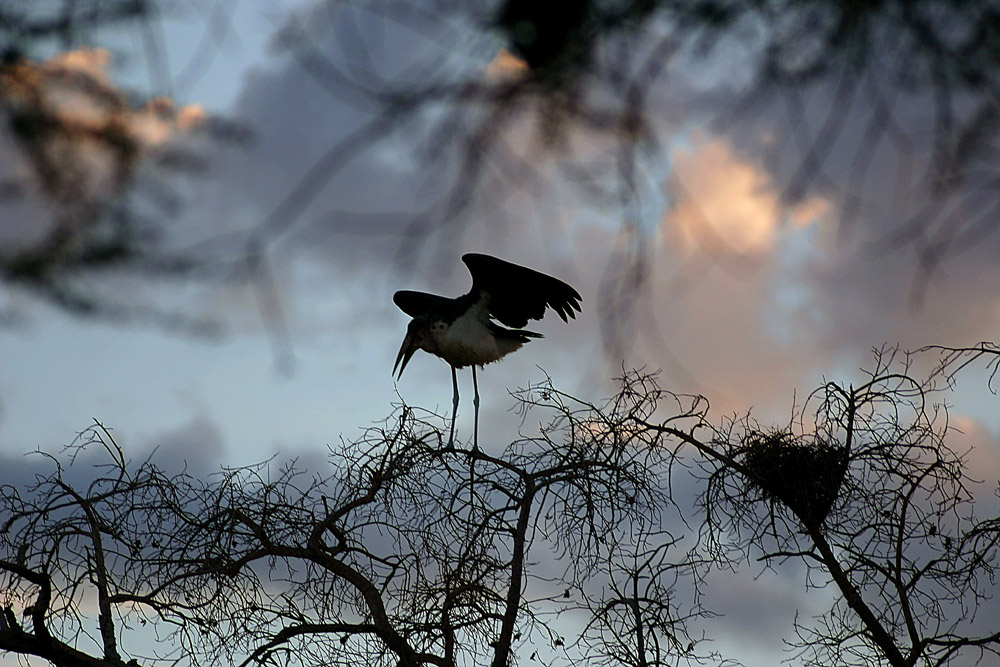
[431,309,522,368]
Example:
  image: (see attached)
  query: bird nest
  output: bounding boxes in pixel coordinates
[739,430,848,529]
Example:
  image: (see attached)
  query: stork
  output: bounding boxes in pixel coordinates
[393,253,582,449]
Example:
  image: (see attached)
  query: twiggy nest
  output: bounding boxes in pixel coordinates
[740,430,847,529]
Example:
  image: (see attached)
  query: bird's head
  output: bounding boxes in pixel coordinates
[393,318,432,379]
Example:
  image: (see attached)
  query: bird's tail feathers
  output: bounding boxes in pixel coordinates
[489,322,543,343]
[511,329,543,344]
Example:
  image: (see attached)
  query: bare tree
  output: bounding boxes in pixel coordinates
[0,424,184,667]
[5,348,1000,667]
[922,342,1000,393]
[1,388,713,667]
[630,347,1000,666]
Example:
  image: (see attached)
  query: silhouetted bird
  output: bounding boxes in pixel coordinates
[393,253,581,448]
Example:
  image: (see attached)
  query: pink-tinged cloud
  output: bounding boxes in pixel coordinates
[667,137,829,257]
[0,48,207,249]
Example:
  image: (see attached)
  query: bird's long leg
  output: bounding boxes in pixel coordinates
[449,365,459,448]
[472,365,481,452]
[469,366,481,508]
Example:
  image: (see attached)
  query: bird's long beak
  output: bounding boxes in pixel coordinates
[393,333,418,379]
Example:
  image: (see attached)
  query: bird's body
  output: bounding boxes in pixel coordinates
[393,253,581,448]
[421,294,540,368]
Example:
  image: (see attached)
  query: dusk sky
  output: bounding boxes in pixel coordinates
[3,2,1000,666]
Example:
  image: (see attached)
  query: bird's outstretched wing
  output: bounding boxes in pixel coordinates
[393,290,454,317]
[462,253,582,329]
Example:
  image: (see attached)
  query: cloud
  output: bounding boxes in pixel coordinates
[693,58,1000,346]
[668,137,828,256]
[97,0,1000,434]
[0,48,207,229]
[140,410,227,473]
[705,561,827,661]
[0,46,230,331]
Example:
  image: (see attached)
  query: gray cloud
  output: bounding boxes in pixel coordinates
[139,410,227,473]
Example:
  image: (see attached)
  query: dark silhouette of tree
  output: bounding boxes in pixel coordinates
[6,348,1000,667]
[923,341,1000,392]
[0,392,714,667]
[0,425,181,667]
[640,347,1000,667]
